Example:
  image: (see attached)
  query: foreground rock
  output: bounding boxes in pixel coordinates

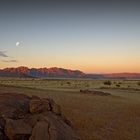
[0,93,80,140]
[80,89,111,96]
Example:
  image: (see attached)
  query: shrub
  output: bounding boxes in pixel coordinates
[85,84,90,87]
[137,81,140,86]
[116,84,120,88]
[103,80,112,86]
[66,82,71,85]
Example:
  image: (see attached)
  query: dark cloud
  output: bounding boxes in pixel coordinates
[2,60,18,63]
[0,51,8,57]
[0,51,18,63]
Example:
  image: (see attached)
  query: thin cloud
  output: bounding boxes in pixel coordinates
[2,60,18,63]
[0,51,8,57]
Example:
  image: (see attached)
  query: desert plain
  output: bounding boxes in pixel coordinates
[0,77,140,140]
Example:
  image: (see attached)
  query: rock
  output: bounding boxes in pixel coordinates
[0,93,30,119]
[80,89,111,96]
[29,97,61,115]
[29,121,49,140]
[0,116,6,140]
[43,112,80,140]
[0,116,5,130]
[49,99,61,115]
[0,93,80,140]
[0,131,4,140]
[23,114,43,128]
[5,119,32,140]
[29,98,50,114]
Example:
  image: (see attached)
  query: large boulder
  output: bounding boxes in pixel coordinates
[0,93,80,140]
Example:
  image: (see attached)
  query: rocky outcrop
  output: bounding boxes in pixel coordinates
[80,89,111,96]
[0,93,80,140]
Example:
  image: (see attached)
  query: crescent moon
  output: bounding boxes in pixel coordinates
[16,42,20,46]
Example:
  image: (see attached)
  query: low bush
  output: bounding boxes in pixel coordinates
[116,84,120,88]
[103,80,112,86]
[67,82,71,85]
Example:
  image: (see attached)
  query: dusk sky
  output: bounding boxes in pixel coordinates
[0,0,140,73]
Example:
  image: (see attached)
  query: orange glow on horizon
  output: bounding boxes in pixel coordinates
[0,62,140,74]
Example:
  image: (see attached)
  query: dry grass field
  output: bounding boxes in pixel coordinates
[0,77,140,140]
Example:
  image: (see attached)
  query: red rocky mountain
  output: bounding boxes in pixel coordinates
[0,66,140,79]
[0,66,85,78]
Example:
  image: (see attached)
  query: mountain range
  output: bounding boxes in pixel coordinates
[0,66,140,79]
[0,67,85,78]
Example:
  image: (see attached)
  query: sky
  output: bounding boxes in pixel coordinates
[0,0,140,73]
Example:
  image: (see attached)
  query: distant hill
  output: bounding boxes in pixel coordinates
[0,66,140,79]
[103,73,140,79]
[0,66,85,78]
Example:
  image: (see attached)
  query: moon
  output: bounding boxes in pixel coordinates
[16,42,20,46]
